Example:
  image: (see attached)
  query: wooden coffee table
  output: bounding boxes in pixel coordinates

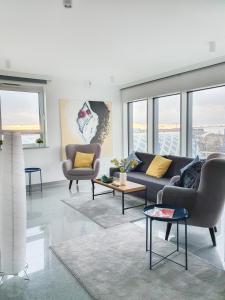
[92,179,147,214]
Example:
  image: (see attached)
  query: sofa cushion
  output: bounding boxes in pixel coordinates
[180,156,199,176]
[174,160,205,189]
[125,151,142,172]
[68,168,94,176]
[74,152,94,168]
[135,152,155,173]
[113,171,169,186]
[146,155,172,178]
[164,155,193,178]
[112,171,170,202]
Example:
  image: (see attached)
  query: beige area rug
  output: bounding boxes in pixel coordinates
[51,222,225,300]
[61,192,147,228]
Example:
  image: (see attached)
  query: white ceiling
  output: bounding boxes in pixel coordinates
[0,0,225,85]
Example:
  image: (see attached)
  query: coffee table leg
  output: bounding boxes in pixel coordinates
[145,189,147,206]
[113,189,115,196]
[185,218,188,270]
[149,218,152,270]
[146,216,148,251]
[122,192,124,214]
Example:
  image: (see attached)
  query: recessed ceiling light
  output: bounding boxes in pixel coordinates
[63,0,72,8]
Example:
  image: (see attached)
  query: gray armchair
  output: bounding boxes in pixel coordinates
[157,153,225,246]
[62,143,101,190]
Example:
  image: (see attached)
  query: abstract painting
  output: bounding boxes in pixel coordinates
[60,99,112,159]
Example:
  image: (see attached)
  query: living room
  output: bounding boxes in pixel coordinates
[1,1,225,299]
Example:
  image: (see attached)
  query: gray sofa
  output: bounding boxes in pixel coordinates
[110,152,192,202]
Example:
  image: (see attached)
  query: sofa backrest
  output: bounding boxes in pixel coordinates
[135,152,155,173]
[135,152,193,178]
[164,155,193,178]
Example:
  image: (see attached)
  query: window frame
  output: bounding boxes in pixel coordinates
[0,84,47,149]
[127,84,225,158]
[127,99,148,154]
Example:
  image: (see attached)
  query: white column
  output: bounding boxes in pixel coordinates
[0,132,26,275]
[122,102,129,157]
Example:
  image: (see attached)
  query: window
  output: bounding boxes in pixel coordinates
[154,94,181,155]
[0,87,46,147]
[128,100,147,153]
[188,86,225,158]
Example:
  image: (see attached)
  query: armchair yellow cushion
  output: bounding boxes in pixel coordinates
[146,155,172,178]
[74,152,94,168]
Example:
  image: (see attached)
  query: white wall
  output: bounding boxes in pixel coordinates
[21,78,122,184]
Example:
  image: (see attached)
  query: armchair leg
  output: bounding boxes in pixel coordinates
[165,222,172,240]
[209,228,216,246]
[91,180,95,200]
[76,180,79,185]
[69,180,73,190]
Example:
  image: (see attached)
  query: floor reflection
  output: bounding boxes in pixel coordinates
[0,180,224,300]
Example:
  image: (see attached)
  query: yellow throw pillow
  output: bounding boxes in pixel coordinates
[74,152,94,168]
[146,155,172,178]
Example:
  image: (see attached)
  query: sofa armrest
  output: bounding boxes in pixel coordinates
[62,159,73,176]
[109,167,120,177]
[93,158,100,179]
[161,186,197,212]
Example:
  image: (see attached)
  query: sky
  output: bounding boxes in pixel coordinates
[192,86,225,126]
[132,86,225,127]
[0,90,40,130]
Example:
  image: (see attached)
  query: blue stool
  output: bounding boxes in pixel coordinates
[25,168,43,195]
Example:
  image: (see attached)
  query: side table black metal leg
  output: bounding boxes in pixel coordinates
[122,192,125,214]
[149,218,152,269]
[40,170,43,192]
[29,173,31,195]
[185,219,188,270]
[146,216,148,252]
[177,221,179,251]
[91,180,95,200]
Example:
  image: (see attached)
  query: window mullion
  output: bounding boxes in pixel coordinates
[147,98,154,153]
[153,98,159,154]
[187,92,193,157]
[181,92,188,156]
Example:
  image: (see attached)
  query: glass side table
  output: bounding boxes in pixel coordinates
[144,204,189,270]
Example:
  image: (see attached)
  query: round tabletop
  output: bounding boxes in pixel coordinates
[144,204,188,222]
[25,168,41,173]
